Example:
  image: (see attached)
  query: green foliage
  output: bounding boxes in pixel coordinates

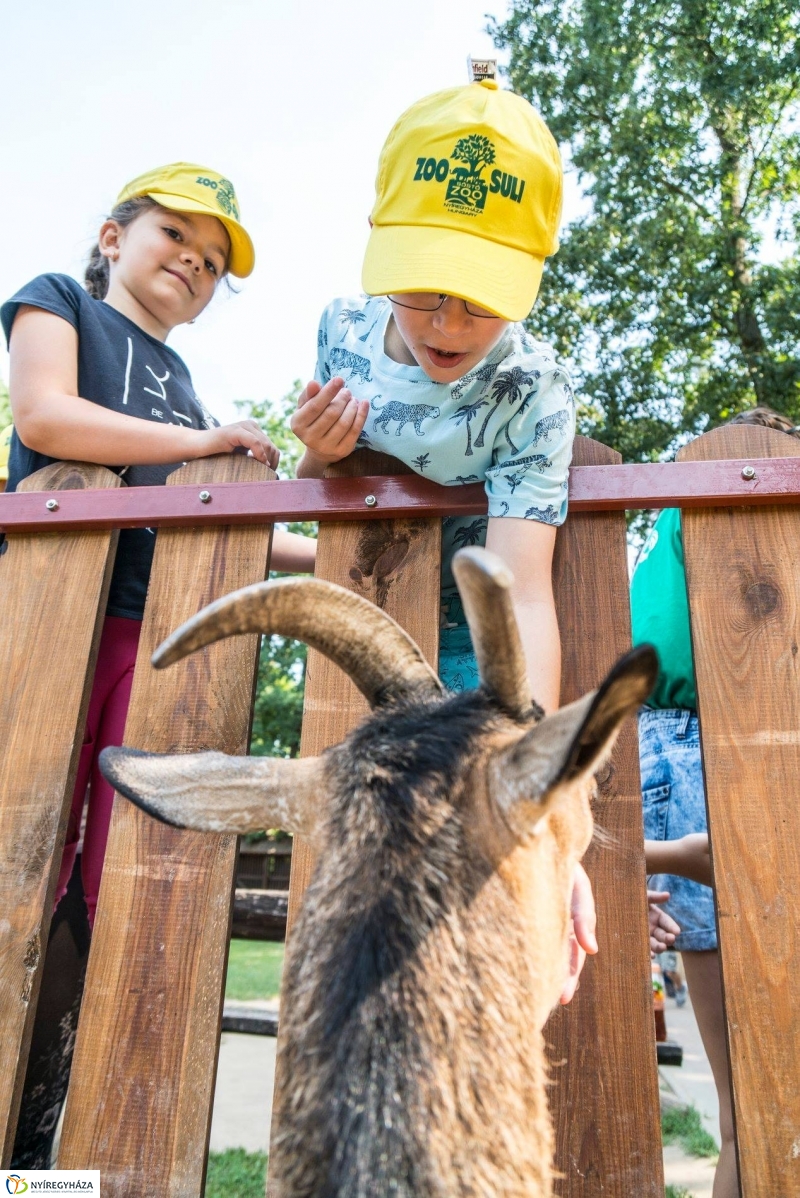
[665,1188,694,1198]
[0,377,11,429]
[492,1,800,461]
[225,940,284,1001]
[250,633,306,759]
[661,1103,720,1158]
[235,383,315,763]
[204,1149,267,1198]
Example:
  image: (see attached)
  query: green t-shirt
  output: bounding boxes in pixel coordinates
[630,507,697,710]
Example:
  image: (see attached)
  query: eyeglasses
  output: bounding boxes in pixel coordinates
[388,293,500,319]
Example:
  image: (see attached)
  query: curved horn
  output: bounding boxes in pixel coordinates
[100,746,324,842]
[452,548,532,716]
[152,577,442,709]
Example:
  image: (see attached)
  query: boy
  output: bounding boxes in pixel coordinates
[292,77,594,999]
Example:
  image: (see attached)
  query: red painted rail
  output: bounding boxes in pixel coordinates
[1,457,799,533]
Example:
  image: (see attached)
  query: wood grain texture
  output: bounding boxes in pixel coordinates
[680,425,800,1197]
[546,437,664,1197]
[0,462,121,1164]
[57,456,274,1196]
[269,452,440,1198]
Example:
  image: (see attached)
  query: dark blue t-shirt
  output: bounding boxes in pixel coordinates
[1,273,218,618]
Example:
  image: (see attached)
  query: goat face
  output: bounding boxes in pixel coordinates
[100,548,656,1197]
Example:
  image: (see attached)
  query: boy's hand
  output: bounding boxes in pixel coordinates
[560,862,598,1005]
[647,890,681,956]
[291,378,370,472]
[195,420,280,468]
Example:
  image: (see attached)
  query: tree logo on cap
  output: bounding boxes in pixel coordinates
[215,179,239,220]
[413,135,526,213]
[445,135,495,212]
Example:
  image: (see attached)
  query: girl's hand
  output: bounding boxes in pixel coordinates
[647,889,681,956]
[292,378,370,475]
[195,420,280,468]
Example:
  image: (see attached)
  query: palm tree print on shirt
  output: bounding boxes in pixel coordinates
[339,309,367,332]
[450,398,489,456]
[474,367,538,452]
[413,453,431,472]
[452,518,488,548]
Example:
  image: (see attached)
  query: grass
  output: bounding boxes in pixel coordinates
[665,1188,694,1198]
[205,1149,267,1197]
[662,1103,719,1159]
[224,940,284,1001]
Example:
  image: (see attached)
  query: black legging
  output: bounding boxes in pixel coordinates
[12,854,91,1169]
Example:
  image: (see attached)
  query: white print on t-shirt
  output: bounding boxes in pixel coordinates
[151,408,164,419]
[122,337,134,405]
[144,365,170,402]
[172,411,192,424]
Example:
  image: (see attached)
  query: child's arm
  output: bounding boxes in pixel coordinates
[484,516,560,713]
[292,378,370,478]
[645,833,712,887]
[270,529,317,573]
[10,307,279,467]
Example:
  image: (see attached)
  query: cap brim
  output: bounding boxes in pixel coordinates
[362,224,543,323]
[148,192,255,278]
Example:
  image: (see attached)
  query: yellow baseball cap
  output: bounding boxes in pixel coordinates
[117,163,255,278]
[362,81,563,322]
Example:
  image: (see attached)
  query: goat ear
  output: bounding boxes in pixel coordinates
[491,646,658,837]
[99,747,323,844]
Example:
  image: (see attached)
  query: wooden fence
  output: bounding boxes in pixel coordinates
[0,425,798,1196]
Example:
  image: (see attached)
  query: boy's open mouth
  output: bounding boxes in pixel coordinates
[425,346,468,370]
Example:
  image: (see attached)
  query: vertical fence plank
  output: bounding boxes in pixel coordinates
[680,425,800,1197]
[58,455,274,1196]
[269,451,441,1196]
[0,462,121,1165]
[547,436,664,1197]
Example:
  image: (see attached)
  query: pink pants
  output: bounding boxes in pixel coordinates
[55,615,142,927]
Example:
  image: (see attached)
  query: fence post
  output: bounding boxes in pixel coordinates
[0,462,121,1165]
[546,436,664,1197]
[268,449,441,1196]
[680,424,800,1196]
[57,455,274,1196]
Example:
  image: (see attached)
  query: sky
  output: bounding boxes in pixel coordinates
[1,0,585,425]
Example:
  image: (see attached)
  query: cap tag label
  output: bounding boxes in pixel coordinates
[413,135,525,215]
[468,57,498,83]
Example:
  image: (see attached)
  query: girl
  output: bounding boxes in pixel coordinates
[2,163,314,1167]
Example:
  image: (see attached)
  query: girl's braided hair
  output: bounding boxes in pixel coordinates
[84,196,157,299]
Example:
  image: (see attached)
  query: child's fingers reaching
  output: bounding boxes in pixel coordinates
[292,380,369,464]
[292,378,348,430]
[207,420,280,468]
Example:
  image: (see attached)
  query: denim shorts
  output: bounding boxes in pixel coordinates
[639,708,717,951]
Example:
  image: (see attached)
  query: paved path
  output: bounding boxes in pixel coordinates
[210,989,722,1195]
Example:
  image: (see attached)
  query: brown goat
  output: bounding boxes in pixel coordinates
[100,548,655,1198]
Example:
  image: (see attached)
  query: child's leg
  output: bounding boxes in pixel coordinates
[11,855,90,1168]
[681,950,739,1198]
[80,617,141,927]
[53,618,135,908]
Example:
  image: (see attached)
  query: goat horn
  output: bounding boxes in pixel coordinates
[152,577,442,709]
[452,548,532,716]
